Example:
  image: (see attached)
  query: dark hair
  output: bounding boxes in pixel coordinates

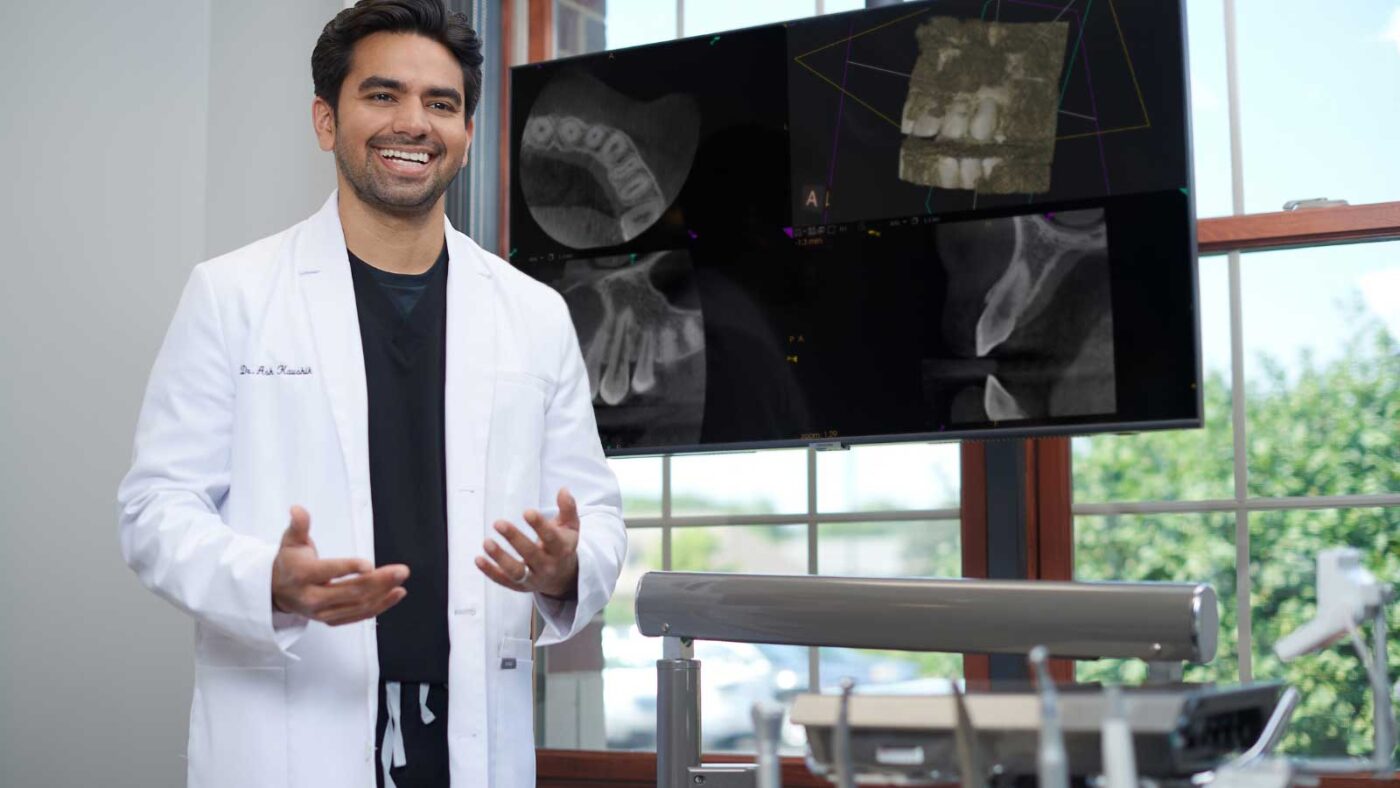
[312,0,484,121]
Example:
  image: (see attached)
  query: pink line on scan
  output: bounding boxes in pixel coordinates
[822,19,856,225]
[1003,0,1112,195]
[1076,9,1112,195]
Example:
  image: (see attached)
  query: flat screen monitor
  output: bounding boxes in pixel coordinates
[508,0,1200,456]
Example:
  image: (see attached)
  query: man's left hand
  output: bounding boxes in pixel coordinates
[476,488,580,599]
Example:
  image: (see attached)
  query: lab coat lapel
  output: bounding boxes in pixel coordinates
[443,216,494,540]
[295,193,374,559]
[443,216,495,785]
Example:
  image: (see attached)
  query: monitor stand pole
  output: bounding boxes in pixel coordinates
[982,439,1032,683]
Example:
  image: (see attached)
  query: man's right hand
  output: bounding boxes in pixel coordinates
[272,505,409,627]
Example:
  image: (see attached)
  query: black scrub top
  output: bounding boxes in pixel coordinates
[348,242,452,683]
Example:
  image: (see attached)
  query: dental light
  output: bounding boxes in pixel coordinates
[1274,548,1396,773]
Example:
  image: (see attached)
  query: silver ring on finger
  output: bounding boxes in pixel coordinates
[514,565,531,585]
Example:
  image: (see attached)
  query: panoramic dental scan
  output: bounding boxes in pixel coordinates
[924,208,1115,423]
[519,70,700,250]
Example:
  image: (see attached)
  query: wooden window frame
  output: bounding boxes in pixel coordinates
[505,2,1400,782]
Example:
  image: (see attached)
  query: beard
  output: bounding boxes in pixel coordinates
[334,134,459,218]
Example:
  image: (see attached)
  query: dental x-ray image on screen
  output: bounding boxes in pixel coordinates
[519,70,700,251]
[544,250,707,447]
[510,0,1201,455]
[898,16,1068,194]
[924,208,1115,424]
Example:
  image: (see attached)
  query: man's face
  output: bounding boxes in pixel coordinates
[314,31,474,217]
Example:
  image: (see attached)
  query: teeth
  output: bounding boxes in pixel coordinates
[617,174,654,205]
[959,157,981,189]
[380,149,429,163]
[620,200,663,241]
[525,117,554,147]
[608,152,663,208]
[576,252,707,407]
[631,330,656,395]
[977,256,1030,356]
[598,131,632,168]
[557,116,585,148]
[913,113,942,138]
[984,374,1028,420]
[941,99,970,140]
[607,155,646,186]
[971,97,999,141]
[599,308,635,406]
[937,156,960,189]
[521,114,667,237]
[658,325,680,360]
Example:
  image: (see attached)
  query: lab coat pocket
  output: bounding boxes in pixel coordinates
[495,369,552,399]
[494,636,536,786]
[188,665,288,788]
[491,372,548,490]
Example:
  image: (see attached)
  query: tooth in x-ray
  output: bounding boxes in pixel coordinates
[520,71,701,250]
[984,374,1028,420]
[975,211,1107,356]
[557,251,705,408]
[928,207,1115,423]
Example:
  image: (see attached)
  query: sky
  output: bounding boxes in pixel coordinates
[587,0,1400,512]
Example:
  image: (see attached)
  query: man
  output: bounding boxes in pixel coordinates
[117,2,625,786]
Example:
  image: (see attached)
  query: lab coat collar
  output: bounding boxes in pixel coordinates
[294,190,492,279]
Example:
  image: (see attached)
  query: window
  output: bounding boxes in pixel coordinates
[1073,247,1400,752]
[531,0,967,754]
[1072,0,1400,757]
[540,444,962,753]
[515,0,1400,767]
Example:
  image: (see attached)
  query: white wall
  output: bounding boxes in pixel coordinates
[205,0,339,257]
[0,1,338,784]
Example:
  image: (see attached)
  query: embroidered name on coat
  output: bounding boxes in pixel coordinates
[239,364,313,376]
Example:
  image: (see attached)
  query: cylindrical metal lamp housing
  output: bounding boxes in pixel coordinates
[634,572,1217,663]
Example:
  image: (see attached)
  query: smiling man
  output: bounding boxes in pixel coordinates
[117,2,625,787]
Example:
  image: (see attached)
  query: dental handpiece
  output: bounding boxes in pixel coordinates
[1029,646,1069,788]
[835,678,857,788]
[752,701,785,788]
[1101,685,1139,788]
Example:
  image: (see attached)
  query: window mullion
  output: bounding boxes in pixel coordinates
[662,454,673,571]
[807,445,819,692]
[1222,0,1253,685]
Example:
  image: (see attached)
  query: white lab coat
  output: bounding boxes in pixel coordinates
[118,192,626,787]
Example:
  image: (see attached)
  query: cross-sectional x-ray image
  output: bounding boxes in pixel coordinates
[519,70,701,251]
[923,208,1115,423]
[899,16,1069,194]
[551,250,707,446]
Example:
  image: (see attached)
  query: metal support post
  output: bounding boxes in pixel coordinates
[658,636,701,788]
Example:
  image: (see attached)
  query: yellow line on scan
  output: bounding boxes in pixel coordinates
[1107,0,1151,128]
[797,0,1152,140]
[794,6,932,61]
[795,58,902,129]
[1057,123,1149,141]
